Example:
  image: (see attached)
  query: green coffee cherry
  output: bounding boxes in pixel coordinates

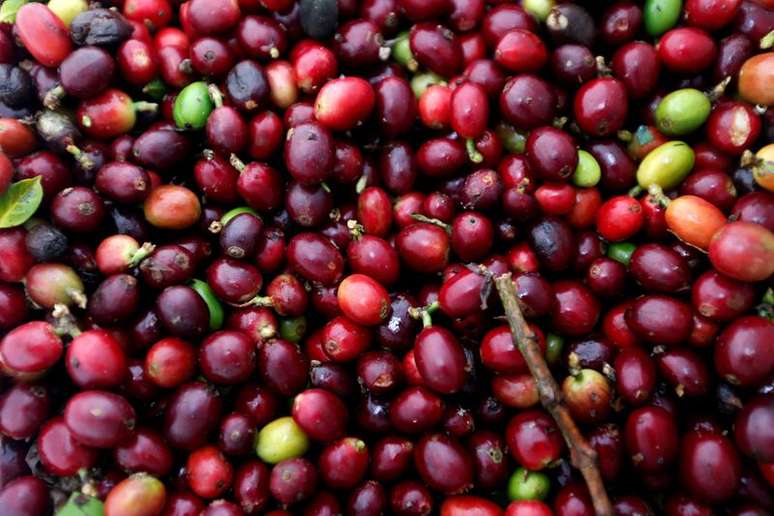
[655,89,711,136]
[496,123,528,154]
[56,492,104,516]
[173,81,214,130]
[644,0,682,36]
[392,31,416,70]
[220,206,260,227]
[279,316,307,343]
[190,279,224,331]
[508,467,551,501]
[608,242,637,266]
[410,72,445,98]
[573,150,602,187]
[522,0,555,21]
[48,0,88,27]
[255,417,309,464]
[637,141,695,190]
[545,333,564,365]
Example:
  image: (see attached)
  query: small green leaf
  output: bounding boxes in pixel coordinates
[0,0,27,23]
[56,493,104,516]
[0,176,43,228]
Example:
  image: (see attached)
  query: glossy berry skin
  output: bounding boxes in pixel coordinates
[706,101,761,156]
[441,496,503,516]
[574,78,629,138]
[187,445,233,500]
[66,330,128,389]
[199,331,256,385]
[396,223,450,273]
[0,476,52,516]
[691,270,755,322]
[611,42,660,100]
[315,77,375,131]
[410,24,463,78]
[114,428,173,477]
[495,29,548,73]
[708,222,774,283]
[500,75,556,129]
[734,395,774,463]
[284,121,335,186]
[269,457,317,506]
[0,384,50,441]
[597,196,643,242]
[624,406,678,473]
[658,28,717,74]
[288,233,344,286]
[0,321,62,376]
[319,438,369,490]
[525,127,577,182]
[15,4,72,67]
[630,243,691,293]
[322,316,371,363]
[292,389,348,443]
[615,348,656,406]
[37,416,98,476]
[714,316,774,388]
[625,295,693,346]
[506,410,564,471]
[450,82,489,139]
[414,433,473,495]
[679,432,741,504]
[389,386,445,434]
[414,326,468,394]
[63,390,136,448]
[685,0,742,31]
[551,281,600,337]
[164,382,223,451]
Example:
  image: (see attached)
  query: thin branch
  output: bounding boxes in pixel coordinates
[494,274,613,516]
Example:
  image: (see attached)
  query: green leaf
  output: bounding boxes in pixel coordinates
[0,176,44,228]
[0,0,27,23]
[56,493,104,516]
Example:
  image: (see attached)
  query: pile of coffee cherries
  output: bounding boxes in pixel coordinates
[0,0,773,514]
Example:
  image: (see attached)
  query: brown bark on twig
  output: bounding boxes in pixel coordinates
[494,274,613,516]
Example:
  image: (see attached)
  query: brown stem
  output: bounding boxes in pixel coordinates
[494,274,613,516]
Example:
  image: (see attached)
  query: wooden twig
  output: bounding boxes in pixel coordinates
[494,274,613,516]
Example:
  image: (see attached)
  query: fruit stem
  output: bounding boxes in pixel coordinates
[142,79,166,101]
[208,84,224,108]
[133,101,158,114]
[69,289,88,310]
[378,45,391,61]
[466,138,484,163]
[43,85,65,110]
[494,274,613,516]
[229,153,246,173]
[235,296,273,309]
[411,213,451,232]
[706,76,732,103]
[51,304,82,338]
[595,56,612,77]
[65,144,95,171]
[408,301,439,328]
[208,220,223,234]
[347,219,364,240]
[129,242,156,268]
[355,174,369,194]
[179,58,193,75]
[760,30,774,50]
[646,184,670,207]
[627,185,643,198]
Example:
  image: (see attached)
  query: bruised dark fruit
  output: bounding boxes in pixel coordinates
[0,0,773,514]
